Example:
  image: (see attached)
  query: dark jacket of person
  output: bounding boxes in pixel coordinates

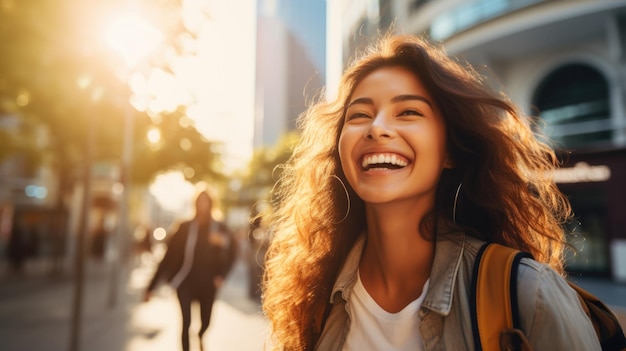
[146,219,237,293]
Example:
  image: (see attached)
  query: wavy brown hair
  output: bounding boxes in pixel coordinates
[261,34,572,350]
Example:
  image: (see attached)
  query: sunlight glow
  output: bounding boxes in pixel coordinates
[104,13,163,68]
[105,1,256,222]
[146,127,161,144]
[16,90,30,107]
[174,0,256,173]
[179,138,192,151]
[76,75,92,90]
[182,167,195,179]
[153,227,167,241]
[149,171,196,213]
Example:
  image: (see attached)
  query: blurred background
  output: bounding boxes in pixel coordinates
[0,0,625,350]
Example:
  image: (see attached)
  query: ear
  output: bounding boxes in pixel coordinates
[444,156,455,169]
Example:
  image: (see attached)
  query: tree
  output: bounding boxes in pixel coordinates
[228,131,300,210]
[0,0,222,208]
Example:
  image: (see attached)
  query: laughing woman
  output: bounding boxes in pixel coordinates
[261,34,600,350]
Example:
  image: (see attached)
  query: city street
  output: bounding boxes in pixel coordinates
[0,254,270,351]
[0,252,624,351]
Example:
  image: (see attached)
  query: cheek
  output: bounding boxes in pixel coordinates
[337,131,349,167]
[338,131,357,180]
[431,134,452,169]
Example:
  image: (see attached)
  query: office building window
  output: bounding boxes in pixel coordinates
[379,0,394,31]
[563,189,610,275]
[532,64,612,149]
[429,0,544,40]
[410,0,432,12]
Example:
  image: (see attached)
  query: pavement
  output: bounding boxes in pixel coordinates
[0,253,624,351]
[0,253,270,351]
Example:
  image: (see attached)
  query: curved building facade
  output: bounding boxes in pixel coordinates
[328,0,626,281]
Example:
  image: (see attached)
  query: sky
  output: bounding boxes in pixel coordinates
[139,0,257,212]
[272,0,327,74]
[178,0,257,174]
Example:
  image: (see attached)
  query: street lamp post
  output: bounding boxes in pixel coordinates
[104,13,162,308]
[107,100,134,308]
[69,79,103,351]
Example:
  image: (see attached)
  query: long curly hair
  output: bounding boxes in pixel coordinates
[261,34,572,350]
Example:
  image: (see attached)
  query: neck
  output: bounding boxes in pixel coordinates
[359,200,435,312]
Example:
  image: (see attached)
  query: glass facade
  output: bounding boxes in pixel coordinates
[535,64,615,276]
[379,0,394,30]
[564,188,610,275]
[532,64,612,149]
[429,0,546,40]
[410,0,433,12]
[396,0,626,281]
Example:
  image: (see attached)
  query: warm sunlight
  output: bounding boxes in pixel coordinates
[149,171,196,214]
[107,1,256,175]
[174,0,256,173]
[103,13,163,68]
[143,0,257,213]
[101,0,257,213]
[146,127,161,145]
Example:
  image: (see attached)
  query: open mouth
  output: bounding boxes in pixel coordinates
[361,153,409,171]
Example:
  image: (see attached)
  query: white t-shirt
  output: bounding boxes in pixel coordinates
[342,272,429,351]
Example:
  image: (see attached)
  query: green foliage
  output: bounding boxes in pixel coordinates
[0,0,222,200]
[132,106,223,184]
[0,117,42,174]
[233,131,300,208]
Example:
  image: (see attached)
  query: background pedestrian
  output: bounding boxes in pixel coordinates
[144,186,237,351]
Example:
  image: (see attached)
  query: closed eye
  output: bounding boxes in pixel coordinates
[398,109,424,117]
[346,112,371,120]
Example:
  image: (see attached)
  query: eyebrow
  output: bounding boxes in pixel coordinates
[347,94,433,108]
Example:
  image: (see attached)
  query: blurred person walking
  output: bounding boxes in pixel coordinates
[7,216,29,275]
[91,215,108,260]
[144,187,237,351]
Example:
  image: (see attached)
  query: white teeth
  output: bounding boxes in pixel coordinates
[361,154,408,168]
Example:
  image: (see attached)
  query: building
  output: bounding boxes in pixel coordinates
[0,114,140,273]
[328,0,626,281]
[254,0,326,148]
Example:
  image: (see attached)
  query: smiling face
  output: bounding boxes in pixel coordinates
[338,66,452,208]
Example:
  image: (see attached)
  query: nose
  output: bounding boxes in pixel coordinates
[366,114,393,140]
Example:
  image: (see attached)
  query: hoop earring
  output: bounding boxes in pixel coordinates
[332,175,351,224]
[453,182,463,225]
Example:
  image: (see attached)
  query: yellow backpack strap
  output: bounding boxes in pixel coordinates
[470,243,532,351]
[567,281,626,350]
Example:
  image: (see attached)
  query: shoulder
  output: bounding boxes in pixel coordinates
[516,257,587,322]
[516,258,576,307]
[516,259,601,350]
[167,221,192,242]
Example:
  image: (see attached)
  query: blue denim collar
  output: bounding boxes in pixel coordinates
[329,228,466,317]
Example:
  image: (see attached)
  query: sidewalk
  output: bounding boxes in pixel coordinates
[126,256,271,351]
[1,255,624,351]
[0,256,270,351]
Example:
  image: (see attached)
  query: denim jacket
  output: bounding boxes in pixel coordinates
[315,230,601,351]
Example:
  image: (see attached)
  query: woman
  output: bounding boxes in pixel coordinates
[144,188,236,351]
[261,34,600,350]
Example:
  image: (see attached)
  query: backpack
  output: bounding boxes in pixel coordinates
[471,242,626,351]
